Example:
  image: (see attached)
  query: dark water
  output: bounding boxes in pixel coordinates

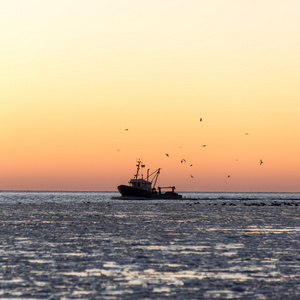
[0,192,299,299]
[1,191,300,203]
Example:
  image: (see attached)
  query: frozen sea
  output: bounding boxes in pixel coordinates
[1,191,300,203]
[0,191,299,299]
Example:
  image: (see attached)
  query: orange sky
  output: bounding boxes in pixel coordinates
[1,1,300,191]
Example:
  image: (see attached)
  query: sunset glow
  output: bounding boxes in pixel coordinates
[1,1,300,191]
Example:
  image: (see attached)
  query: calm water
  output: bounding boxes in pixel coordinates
[0,191,299,299]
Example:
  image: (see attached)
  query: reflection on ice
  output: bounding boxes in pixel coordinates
[28,259,53,264]
[207,226,300,233]
[132,245,209,252]
[0,196,299,299]
[53,258,287,291]
[0,278,24,284]
[214,243,244,250]
[153,287,171,293]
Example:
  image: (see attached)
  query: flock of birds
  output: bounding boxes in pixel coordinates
[120,117,263,180]
[163,118,263,180]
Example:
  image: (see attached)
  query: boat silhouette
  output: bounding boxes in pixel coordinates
[117,159,182,199]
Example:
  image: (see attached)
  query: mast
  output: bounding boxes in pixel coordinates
[134,160,159,184]
[134,159,142,179]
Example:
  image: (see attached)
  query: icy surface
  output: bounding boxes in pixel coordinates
[0,193,299,299]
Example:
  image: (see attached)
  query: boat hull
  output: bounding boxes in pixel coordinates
[117,185,182,199]
[117,185,152,198]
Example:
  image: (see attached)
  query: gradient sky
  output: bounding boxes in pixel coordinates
[1,0,300,191]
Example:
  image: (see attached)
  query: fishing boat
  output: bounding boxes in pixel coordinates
[117,159,182,199]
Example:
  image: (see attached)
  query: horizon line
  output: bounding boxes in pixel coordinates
[0,190,299,194]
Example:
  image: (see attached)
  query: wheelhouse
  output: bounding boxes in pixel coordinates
[129,179,152,191]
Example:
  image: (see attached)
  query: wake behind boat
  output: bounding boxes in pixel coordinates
[117,160,182,199]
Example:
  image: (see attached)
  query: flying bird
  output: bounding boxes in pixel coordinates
[202,145,207,147]
[125,129,128,131]
[245,133,250,135]
[165,153,169,157]
[190,164,193,167]
[228,175,231,178]
[200,118,202,122]
[190,174,194,178]
[181,159,186,163]
[260,159,263,165]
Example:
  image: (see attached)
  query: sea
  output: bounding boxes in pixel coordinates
[0,191,299,299]
[1,191,300,203]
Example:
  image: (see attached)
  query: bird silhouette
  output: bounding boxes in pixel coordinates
[165,153,169,157]
[190,164,193,167]
[202,145,207,147]
[125,129,128,131]
[181,159,186,163]
[245,133,249,135]
[260,159,263,165]
[228,175,231,178]
[200,118,202,122]
[190,174,194,178]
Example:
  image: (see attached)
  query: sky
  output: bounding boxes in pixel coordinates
[1,0,300,192]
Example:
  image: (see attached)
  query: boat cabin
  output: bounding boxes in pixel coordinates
[129,179,152,191]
